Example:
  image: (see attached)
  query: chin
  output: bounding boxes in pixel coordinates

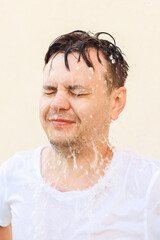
[48,132,76,145]
[48,132,88,151]
[49,139,79,153]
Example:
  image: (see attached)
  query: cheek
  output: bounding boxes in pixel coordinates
[71,100,99,125]
[89,97,111,125]
[39,98,51,119]
[70,99,93,120]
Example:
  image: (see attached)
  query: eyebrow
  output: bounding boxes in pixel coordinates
[43,85,57,90]
[67,85,90,91]
[43,84,91,91]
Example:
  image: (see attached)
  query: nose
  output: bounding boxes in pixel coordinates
[50,91,71,112]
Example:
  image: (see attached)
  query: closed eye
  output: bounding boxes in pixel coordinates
[43,85,57,95]
[70,91,89,97]
[43,91,56,95]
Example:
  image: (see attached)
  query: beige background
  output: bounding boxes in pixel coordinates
[0,0,160,164]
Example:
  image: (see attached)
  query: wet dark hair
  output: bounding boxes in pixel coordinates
[44,30,129,92]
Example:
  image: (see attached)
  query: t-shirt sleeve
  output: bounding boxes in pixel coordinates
[145,170,160,239]
[0,162,12,227]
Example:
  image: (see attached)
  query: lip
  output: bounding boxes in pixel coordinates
[50,118,76,126]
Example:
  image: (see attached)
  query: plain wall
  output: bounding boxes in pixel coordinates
[0,0,160,164]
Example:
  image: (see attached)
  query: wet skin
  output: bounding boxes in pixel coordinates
[40,49,114,148]
[39,48,126,191]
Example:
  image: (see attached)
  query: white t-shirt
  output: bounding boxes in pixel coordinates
[0,145,160,240]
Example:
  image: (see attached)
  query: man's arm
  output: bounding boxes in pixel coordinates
[0,224,12,240]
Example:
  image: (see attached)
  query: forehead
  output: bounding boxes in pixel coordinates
[43,48,108,86]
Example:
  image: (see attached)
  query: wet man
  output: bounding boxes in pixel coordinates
[0,31,160,240]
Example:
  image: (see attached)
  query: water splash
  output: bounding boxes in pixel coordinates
[90,143,99,169]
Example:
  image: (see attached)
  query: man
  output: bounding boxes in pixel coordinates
[0,30,160,240]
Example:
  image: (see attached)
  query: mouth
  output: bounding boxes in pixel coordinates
[49,118,76,126]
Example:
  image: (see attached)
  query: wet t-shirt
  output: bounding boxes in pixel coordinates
[0,145,160,240]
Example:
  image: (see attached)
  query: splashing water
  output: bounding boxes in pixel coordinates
[90,144,99,169]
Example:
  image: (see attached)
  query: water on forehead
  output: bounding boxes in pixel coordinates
[43,52,107,89]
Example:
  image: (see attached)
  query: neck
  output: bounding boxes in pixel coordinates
[41,141,113,191]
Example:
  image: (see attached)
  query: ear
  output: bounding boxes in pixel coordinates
[110,87,127,121]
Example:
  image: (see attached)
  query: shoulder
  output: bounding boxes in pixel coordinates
[0,145,46,182]
[114,149,160,194]
[116,149,160,172]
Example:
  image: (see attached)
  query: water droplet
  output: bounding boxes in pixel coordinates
[109,55,116,64]
[109,55,113,60]
[88,67,94,74]
[57,160,61,166]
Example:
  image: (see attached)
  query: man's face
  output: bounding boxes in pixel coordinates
[39,49,114,150]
